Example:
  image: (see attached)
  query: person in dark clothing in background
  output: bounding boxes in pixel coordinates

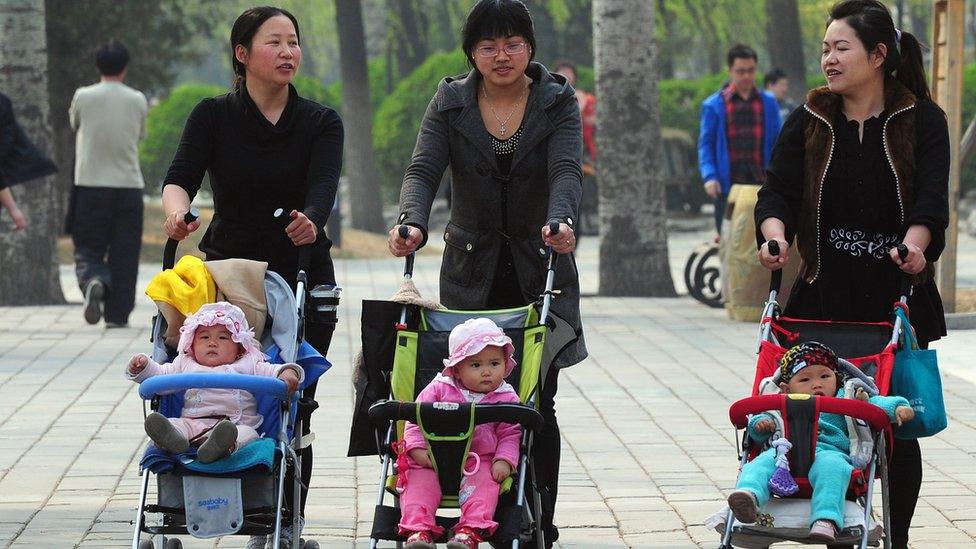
[160,7,343,549]
[0,92,58,231]
[764,67,798,122]
[756,2,948,547]
[69,40,148,328]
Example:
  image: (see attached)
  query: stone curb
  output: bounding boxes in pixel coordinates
[946,312,976,330]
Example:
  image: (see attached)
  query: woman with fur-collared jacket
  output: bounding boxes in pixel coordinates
[754,2,948,548]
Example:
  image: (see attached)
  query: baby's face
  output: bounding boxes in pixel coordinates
[455,345,507,393]
[192,325,240,367]
[784,363,838,396]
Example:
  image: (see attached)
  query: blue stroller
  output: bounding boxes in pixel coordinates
[130,211,334,549]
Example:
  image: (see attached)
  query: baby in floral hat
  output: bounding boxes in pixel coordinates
[125,302,303,463]
[398,318,522,549]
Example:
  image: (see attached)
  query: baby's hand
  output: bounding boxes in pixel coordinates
[128,354,148,374]
[754,418,776,433]
[895,405,915,426]
[492,459,513,483]
[408,448,432,468]
[277,368,300,394]
[855,388,871,401]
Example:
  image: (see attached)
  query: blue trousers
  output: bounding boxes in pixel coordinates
[736,446,854,529]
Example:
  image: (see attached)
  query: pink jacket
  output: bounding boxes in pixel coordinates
[403,374,522,469]
[126,353,304,431]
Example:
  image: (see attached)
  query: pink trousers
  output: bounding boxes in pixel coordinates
[169,417,259,451]
[398,458,501,537]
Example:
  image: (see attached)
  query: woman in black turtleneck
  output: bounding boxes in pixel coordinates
[160,6,341,546]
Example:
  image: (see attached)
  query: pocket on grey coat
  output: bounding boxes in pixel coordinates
[441,220,483,287]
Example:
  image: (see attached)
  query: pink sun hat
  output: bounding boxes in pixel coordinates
[176,301,262,361]
[442,318,517,377]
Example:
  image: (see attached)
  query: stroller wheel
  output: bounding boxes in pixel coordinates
[165,538,182,549]
[138,539,154,549]
[302,540,319,549]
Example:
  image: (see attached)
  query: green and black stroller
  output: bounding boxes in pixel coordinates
[349,225,578,548]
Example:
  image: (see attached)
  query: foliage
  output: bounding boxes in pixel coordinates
[372,50,469,201]
[293,75,340,109]
[139,83,224,192]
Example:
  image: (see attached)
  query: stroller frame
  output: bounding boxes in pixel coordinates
[718,243,911,549]
[130,210,317,549]
[364,224,566,549]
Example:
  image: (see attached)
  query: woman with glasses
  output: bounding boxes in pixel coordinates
[388,1,585,546]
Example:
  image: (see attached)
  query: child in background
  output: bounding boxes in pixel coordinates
[399,318,522,549]
[126,302,302,463]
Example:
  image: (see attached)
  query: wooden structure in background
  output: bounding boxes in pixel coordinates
[931,0,965,312]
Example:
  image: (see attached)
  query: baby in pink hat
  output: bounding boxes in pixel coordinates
[399,318,522,549]
[125,302,303,463]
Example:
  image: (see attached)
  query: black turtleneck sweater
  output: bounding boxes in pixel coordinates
[163,84,343,285]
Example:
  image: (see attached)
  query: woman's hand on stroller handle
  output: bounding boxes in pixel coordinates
[283,209,318,246]
[163,208,201,241]
[389,224,421,257]
[890,241,926,275]
[542,221,575,254]
[758,238,789,270]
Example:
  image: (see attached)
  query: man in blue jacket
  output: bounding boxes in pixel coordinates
[698,44,782,239]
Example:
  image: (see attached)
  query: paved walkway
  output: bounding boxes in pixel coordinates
[2,235,976,548]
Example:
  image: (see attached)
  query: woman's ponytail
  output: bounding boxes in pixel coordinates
[894,30,932,102]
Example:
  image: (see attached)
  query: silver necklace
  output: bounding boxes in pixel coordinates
[482,81,527,137]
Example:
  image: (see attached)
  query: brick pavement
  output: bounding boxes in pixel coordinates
[1,237,976,548]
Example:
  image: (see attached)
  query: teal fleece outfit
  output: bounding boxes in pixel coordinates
[735,389,909,529]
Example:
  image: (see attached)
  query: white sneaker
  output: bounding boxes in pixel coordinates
[269,516,304,548]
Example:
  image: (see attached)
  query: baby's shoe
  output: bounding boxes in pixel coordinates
[403,530,436,549]
[144,412,189,454]
[808,519,837,542]
[196,420,237,463]
[727,489,759,524]
[446,526,484,549]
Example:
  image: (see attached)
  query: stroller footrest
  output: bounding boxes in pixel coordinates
[370,501,524,543]
[370,505,458,541]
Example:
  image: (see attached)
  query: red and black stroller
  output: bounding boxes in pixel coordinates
[712,243,913,549]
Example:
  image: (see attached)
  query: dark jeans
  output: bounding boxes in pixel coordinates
[72,187,143,324]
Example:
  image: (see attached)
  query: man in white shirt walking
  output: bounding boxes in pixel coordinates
[69,40,148,328]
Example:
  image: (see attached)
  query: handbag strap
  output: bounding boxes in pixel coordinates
[894,307,920,352]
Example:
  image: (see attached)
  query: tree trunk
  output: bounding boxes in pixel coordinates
[764,0,806,106]
[0,0,65,305]
[335,0,386,233]
[387,0,428,78]
[593,0,675,297]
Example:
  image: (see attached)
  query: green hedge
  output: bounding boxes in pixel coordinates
[140,83,224,192]
[325,56,392,115]
[373,50,469,201]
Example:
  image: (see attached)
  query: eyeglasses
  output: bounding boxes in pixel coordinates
[475,42,527,58]
[732,67,757,75]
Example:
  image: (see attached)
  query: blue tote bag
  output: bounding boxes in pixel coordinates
[890,308,948,439]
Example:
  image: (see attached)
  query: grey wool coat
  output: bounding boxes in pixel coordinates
[397,62,587,368]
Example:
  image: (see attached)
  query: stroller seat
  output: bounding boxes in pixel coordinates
[132,258,332,549]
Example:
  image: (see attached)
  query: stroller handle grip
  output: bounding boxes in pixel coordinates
[398,225,415,277]
[367,400,545,432]
[274,208,312,277]
[767,239,782,295]
[162,208,200,270]
[729,394,893,433]
[138,373,293,401]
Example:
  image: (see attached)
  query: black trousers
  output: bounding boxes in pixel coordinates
[72,187,143,324]
[487,265,561,548]
[284,319,335,518]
